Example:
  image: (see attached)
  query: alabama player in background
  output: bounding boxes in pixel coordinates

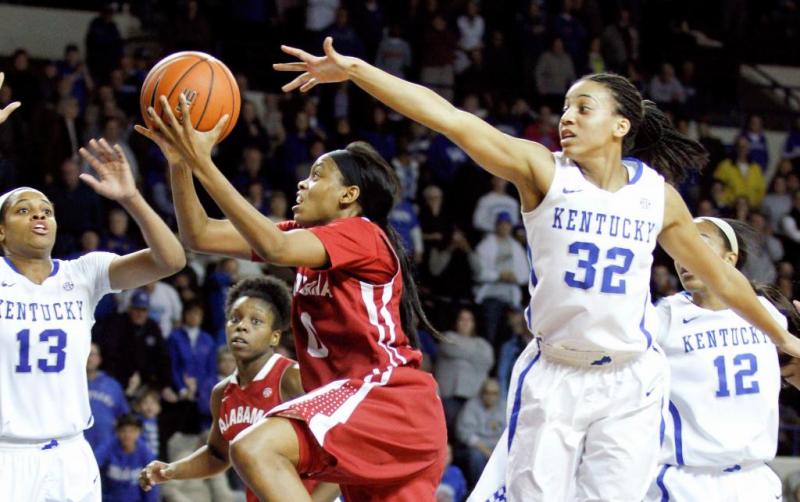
[0,75,186,502]
[646,217,799,502]
[139,276,339,501]
[136,95,447,502]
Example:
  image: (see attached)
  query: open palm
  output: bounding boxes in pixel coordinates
[78,139,138,201]
[273,37,353,93]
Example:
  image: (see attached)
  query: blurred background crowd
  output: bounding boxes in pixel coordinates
[2,0,800,500]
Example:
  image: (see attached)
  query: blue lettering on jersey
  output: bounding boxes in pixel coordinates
[682,325,771,353]
[550,206,658,244]
[0,298,85,321]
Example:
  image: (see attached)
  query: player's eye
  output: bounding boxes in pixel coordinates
[251,318,263,326]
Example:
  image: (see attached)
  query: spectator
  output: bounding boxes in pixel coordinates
[737,114,769,171]
[473,176,521,234]
[457,1,485,53]
[763,175,793,230]
[535,37,576,110]
[648,63,685,107]
[497,309,533,399]
[428,227,481,324]
[421,15,457,101]
[783,117,800,165]
[47,157,104,256]
[419,185,450,252]
[389,198,424,263]
[651,264,678,302]
[553,0,588,70]
[265,190,289,223]
[713,136,766,209]
[167,301,216,402]
[85,4,123,84]
[66,229,101,260]
[522,105,560,151]
[601,8,639,72]
[435,308,494,431]
[780,191,800,267]
[232,145,269,194]
[205,258,239,340]
[100,117,140,181]
[455,378,506,485]
[133,388,163,460]
[438,444,467,502]
[375,23,413,79]
[360,107,396,161]
[95,413,158,502]
[325,8,365,58]
[586,37,606,74]
[306,0,340,34]
[197,346,237,429]
[102,207,137,255]
[742,211,782,284]
[96,289,174,394]
[392,138,420,201]
[85,343,130,454]
[171,0,213,52]
[474,212,528,343]
[117,281,183,340]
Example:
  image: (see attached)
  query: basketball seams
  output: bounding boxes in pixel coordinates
[194,60,215,130]
[160,56,207,125]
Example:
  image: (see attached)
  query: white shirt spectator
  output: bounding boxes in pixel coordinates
[474,232,528,305]
[473,191,520,233]
[306,0,339,32]
[457,14,485,51]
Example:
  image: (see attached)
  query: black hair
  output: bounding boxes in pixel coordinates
[116,412,143,430]
[710,218,800,331]
[224,276,292,332]
[582,73,709,183]
[182,299,204,317]
[330,141,440,346]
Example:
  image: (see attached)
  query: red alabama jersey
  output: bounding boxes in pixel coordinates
[273,217,422,391]
[218,353,294,442]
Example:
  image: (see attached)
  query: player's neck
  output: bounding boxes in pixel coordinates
[236,351,274,387]
[691,290,726,311]
[575,150,628,191]
[3,253,54,284]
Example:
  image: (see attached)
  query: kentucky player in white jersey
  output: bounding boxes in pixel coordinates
[269,43,800,501]
[645,217,793,502]
[0,92,185,502]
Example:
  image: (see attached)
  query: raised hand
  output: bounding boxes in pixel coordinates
[0,72,22,124]
[139,460,175,491]
[136,94,228,172]
[78,139,138,201]
[273,37,353,93]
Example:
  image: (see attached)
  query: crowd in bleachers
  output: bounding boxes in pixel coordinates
[3,1,800,500]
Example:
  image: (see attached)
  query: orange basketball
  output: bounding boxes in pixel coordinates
[140,51,241,143]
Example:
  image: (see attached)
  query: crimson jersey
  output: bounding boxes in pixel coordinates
[275,217,422,391]
[217,353,316,500]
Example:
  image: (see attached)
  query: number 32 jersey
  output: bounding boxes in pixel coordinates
[656,292,784,467]
[521,152,665,354]
[0,252,118,440]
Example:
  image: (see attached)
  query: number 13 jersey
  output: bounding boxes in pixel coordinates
[0,252,118,439]
[521,153,665,355]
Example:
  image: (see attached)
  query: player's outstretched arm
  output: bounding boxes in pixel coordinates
[143,94,330,269]
[78,138,185,290]
[135,115,253,260]
[275,38,554,209]
[140,381,230,491]
[659,184,800,357]
[0,72,21,125]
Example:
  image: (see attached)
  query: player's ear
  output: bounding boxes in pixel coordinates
[339,185,360,205]
[269,329,281,347]
[724,251,738,267]
[613,117,631,139]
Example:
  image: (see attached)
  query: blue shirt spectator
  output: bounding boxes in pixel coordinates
[167,301,217,398]
[85,343,130,454]
[95,414,158,502]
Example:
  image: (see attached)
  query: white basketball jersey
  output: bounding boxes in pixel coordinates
[0,252,118,440]
[520,153,665,354]
[656,292,783,467]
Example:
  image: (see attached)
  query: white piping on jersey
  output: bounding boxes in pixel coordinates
[360,280,405,367]
[231,353,281,386]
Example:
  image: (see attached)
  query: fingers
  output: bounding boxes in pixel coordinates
[273,62,308,72]
[159,95,182,132]
[323,37,337,58]
[282,72,313,93]
[0,101,21,119]
[794,300,800,313]
[299,77,319,93]
[77,172,101,192]
[178,93,196,133]
[78,146,104,172]
[281,45,316,62]
[0,71,4,88]
[210,114,229,140]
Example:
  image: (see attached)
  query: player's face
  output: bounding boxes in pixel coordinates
[674,221,737,293]
[0,190,57,258]
[226,296,281,362]
[559,80,629,161]
[293,156,357,225]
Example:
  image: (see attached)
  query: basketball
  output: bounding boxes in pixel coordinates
[140,51,241,143]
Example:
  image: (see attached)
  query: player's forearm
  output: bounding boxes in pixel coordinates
[346,58,460,136]
[192,158,287,261]
[168,446,229,480]
[168,163,213,249]
[714,267,792,346]
[118,191,186,273]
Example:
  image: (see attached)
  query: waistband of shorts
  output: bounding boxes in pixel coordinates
[672,461,765,474]
[0,432,84,450]
[537,340,644,368]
